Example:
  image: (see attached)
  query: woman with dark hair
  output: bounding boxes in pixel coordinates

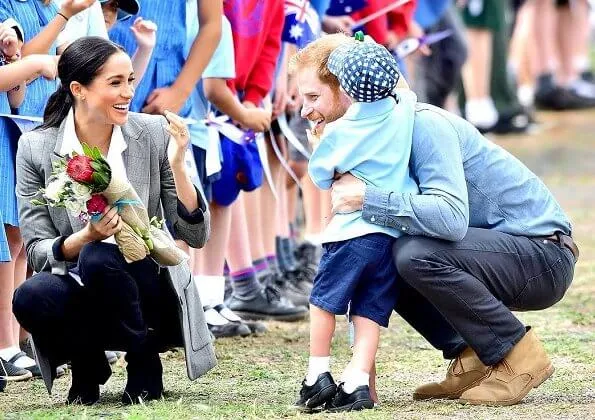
[12,36,216,405]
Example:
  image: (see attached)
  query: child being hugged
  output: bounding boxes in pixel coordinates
[293,32,419,412]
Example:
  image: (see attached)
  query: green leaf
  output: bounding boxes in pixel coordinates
[81,143,92,157]
[91,146,103,161]
[30,199,47,206]
[90,161,103,171]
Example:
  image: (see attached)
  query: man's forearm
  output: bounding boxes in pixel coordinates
[363,186,469,241]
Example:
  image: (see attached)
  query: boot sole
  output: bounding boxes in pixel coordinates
[231,311,308,322]
[413,371,491,401]
[2,371,33,382]
[460,364,555,406]
[326,399,375,412]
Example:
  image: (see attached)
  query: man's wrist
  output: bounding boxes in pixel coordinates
[57,10,71,21]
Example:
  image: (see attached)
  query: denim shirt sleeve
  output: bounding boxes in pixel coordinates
[362,109,470,241]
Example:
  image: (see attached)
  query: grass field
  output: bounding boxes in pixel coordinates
[1,110,594,419]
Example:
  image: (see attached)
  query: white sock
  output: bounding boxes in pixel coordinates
[203,307,229,326]
[465,98,498,129]
[342,369,369,394]
[517,84,535,108]
[0,346,35,368]
[305,356,330,385]
[195,275,226,307]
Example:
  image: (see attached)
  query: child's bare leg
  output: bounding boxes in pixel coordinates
[342,315,379,393]
[306,305,335,383]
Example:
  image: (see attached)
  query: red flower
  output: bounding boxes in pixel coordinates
[86,194,108,214]
[66,155,94,184]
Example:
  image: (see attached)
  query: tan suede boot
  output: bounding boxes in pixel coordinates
[459,328,554,406]
[413,347,490,400]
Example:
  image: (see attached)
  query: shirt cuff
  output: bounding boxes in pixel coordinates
[51,236,69,262]
[362,185,391,226]
[176,186,206,224]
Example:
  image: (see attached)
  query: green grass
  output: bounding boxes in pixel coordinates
[2,110,595,419]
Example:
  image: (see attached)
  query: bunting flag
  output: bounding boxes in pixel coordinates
[326,0,367,16]
[283,0,321,48]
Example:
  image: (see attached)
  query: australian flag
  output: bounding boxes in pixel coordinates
[283,0,321,49]
[325,0,367,16]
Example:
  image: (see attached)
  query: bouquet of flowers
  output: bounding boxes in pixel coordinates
[32,143,188,266]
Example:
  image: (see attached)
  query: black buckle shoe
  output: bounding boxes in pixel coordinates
[295,372,337,411]
[326,383,374,412]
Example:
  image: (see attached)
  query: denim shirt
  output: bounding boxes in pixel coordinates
[362,104,572,240]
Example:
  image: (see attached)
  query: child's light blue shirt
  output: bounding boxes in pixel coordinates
[308,89,420,244]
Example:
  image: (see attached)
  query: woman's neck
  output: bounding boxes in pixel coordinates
[73,108,113,155]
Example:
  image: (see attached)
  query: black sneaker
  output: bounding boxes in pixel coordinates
[0,355,33,381]
[227,284,308,321]
[263,272,310,308]
[326,383,374,412]
[295,372,337,411]
[535,75,595,110]
[122,352,163,405]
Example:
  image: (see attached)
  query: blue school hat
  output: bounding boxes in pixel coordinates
[99,0,139,21]
[211,134,264,206]
[327,32,401,102]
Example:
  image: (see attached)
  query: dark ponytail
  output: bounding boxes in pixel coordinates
[38,36,125,130]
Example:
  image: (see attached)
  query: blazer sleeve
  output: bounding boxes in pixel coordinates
[154,117,211,249]
[15,133,68,275]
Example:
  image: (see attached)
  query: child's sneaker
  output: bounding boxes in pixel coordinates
[326,382,374,412]
[295,372,337,411]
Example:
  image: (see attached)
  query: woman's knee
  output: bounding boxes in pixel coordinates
[12,273,55,328]
[78,242,119,275]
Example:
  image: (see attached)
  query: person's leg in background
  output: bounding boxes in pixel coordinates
[533,0,595,109]
[460,0,498,132]
[488,0,533,134]
[414,5,468,110]
[557,0,595,97]
[226,191,307,321]
[509,0,538,109]
[0,225,36,380]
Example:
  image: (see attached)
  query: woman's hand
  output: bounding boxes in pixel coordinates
[84,206,122,241]
[331,173,366,214]
[164,110,190,166]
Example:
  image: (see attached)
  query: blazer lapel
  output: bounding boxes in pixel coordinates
[121,117,150,206]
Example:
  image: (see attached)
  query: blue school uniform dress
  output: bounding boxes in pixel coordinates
[0,1,60,230]
[308,40,420,327]
[109,0,192,116]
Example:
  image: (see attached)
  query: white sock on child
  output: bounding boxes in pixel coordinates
[465,98,498,129]
[305,356,330,385]
[194,275,225,307]
[342,369,369,394]
[0,346,35,368]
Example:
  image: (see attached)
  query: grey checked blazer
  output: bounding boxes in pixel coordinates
[15,112,216,393]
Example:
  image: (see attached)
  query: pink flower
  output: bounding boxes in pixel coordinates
[86,194,108,215]
[66,155,94,184]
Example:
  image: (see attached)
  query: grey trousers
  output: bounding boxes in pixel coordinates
[393,227,575,365]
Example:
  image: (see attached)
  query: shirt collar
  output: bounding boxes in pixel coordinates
[342,96,398,121]
[60,108,128,158]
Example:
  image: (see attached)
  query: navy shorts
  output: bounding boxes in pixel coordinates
[309,233,398,327]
